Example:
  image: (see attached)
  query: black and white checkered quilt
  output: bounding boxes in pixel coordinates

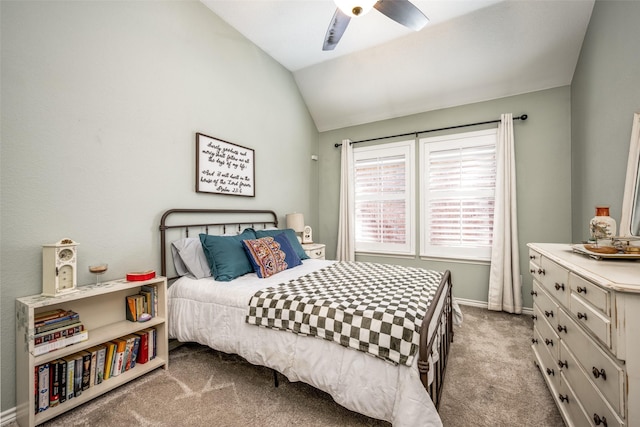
[246,262,444,366]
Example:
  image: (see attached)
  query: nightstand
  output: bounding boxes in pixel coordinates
[301,243,325,260]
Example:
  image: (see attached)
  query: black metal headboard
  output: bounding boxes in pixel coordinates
[159,209,278,278]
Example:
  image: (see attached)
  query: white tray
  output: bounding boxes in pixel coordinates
[571,244,640,260]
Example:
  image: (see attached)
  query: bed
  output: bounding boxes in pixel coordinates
[160,209,455,427]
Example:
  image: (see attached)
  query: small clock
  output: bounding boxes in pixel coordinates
[42,238,79,296]
[302,226,313,244]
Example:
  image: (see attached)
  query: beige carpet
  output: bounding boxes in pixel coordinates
[19,305,563,427]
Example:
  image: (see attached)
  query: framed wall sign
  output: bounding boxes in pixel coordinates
[196,133,255,197]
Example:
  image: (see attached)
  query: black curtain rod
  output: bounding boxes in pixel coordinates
[334,114,528,147]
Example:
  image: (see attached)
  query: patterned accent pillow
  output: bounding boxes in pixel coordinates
[242,233,301,278]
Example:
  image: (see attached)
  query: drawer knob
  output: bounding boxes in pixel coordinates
[530,269,536,274]
[577,312,588,321]
[545,338,554,347]
[544,310,554,318]
[593,414,608,427]
[554,282,565,291]
[531,338,538,344]
[529,255,536,260]
[538,268,546,275]
[546,367,555,376]
[558,360,568,369]
[592,367,607,381]
[557,325,567,333]
[577,286,587,294]
[558,394,569,403]
[530,290,537,296]
[531,314,537,321]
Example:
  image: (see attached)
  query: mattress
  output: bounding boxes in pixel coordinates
[168,259,445,427]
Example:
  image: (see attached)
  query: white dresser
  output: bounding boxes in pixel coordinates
[528,243,640,427]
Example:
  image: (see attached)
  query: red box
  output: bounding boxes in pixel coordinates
[126,270,156,282]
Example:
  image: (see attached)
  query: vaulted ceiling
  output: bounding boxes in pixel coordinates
[202,0,595,131]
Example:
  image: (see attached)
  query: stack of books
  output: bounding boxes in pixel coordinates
[34,327,157,414]
[125,283,158,321]
[33,309,88,356]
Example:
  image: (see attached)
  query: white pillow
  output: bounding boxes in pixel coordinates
[171,237,211,279]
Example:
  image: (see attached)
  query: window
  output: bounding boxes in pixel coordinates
[353,140,415,255]
[420,129,497,261]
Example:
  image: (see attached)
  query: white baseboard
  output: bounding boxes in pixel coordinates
[455,297,533,315]
[1,407,16,426]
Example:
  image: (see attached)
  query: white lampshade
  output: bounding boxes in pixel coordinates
[286,213,305,232]
[334,0,377,17]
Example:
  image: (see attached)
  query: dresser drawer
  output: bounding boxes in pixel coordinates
[557,375,592,427]
[534,303,560,360]
[558,310,624,415]
[570,272,610,316]
[560,341,624,427]
[533,327,561,392]
[569,293,611,348]
[538,257,570,308]
[532,282,558,328]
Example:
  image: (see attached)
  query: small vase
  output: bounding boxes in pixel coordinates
[589,206,617,241]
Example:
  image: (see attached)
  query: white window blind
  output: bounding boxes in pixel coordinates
[354,141,415,255]
[420,129,497,260]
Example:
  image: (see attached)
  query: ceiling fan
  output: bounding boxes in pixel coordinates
[323,0,429,51]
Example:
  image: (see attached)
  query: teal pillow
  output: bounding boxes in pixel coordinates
[199,228,257,281]
[255,228,309,260]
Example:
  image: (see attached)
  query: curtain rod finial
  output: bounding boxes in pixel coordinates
[520,114,528,121]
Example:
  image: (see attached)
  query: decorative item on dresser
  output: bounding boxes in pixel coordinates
[528,243,640,427]
[589,206,617,241]
[301,242,326,260]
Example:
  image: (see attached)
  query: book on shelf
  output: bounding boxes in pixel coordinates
[81,351,91,391]
[129,335,141,370]
[48,360,60,408]
[34,308,68,323]
[62,355,76,401]
[121,335,135,373]
[111,338,127,377]
[34,313,81,334]
[73,354,83,397]
[86,347,98,387]
[94,345,107,385]
[134,330,149,364]
[58,359,67,404]
[37,363,49,413]
[34,323,84,346]
[33,330,89,356]
[125,294,146,322]
[103,342,116,381]
[139,289,152,317]
[141,284,158,317]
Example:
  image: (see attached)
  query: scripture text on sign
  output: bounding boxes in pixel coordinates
[196,133,255,197]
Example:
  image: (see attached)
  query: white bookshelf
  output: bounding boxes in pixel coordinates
[15,277,168,427]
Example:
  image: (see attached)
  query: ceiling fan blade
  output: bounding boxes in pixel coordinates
[374,0,429,31]
[323,8,351,51]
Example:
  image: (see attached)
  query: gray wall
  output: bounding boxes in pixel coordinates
[571,0,640,240]
[319,87,573,307]
[0,1,318,411]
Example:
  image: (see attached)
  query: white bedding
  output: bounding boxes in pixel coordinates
[168,259,444,427]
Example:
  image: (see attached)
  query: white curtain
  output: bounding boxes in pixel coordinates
[488,114,522,314]
[336,139,355,261]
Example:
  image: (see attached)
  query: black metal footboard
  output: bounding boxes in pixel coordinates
[417,270,453,409]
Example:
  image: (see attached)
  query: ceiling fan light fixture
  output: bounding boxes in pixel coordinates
[334,0,377,18]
